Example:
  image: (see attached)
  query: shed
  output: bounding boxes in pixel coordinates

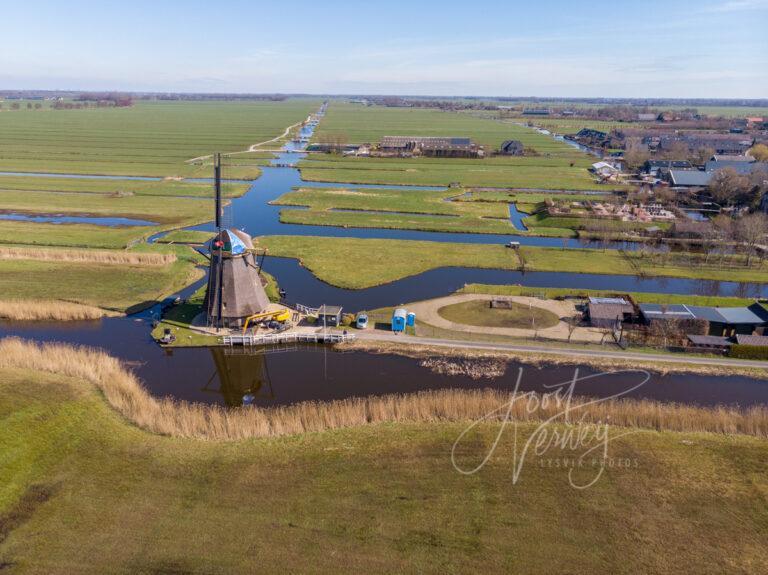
[686,335,732,350]
[392,308,407,332]
[588,300,634,329]
[735,334,768,346]
[591,162,619,177]
[317,305,343,327]
[499,140,524,156]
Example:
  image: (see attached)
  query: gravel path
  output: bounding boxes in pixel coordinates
[407,294,607,343]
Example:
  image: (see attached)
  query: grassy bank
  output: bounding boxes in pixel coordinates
[0,175,249,198]
[155,229,215,244]
[0,244,203,312]
[459,283,759,307]
[1,339,767,573]
[257,235,768,289]
[0,188,211,225]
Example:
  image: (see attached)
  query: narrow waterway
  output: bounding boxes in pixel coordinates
[1,316,766,409]
[0,212,157,227]
[2,105,767,411]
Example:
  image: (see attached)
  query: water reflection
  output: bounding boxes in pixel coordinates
[208,348,274,407]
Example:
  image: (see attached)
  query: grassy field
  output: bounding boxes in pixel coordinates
[274,187,615,237]
[0,175,249,198]
[0,175,230,249]
[438,298,560,329]
[155,229,215,244]
[257,235,768,288]
[299,154,609,190]
[459,284,758,307]
[0,189,210,224]
[0,244,203,312]
[0,99,318,177]
[1,350,768,573]
[302,102,610,190]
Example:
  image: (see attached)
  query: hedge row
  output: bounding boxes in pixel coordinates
[729,345,768,360]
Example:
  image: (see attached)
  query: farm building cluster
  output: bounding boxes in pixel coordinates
[585,295,768,352]
[311,136,529,159]
[376,136,484,158]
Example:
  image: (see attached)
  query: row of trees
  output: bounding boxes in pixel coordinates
[74,92,133,107]
[315,131,349,152]
[0,102,43,110]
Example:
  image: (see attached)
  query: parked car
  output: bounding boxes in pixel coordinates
[356,314,369,329]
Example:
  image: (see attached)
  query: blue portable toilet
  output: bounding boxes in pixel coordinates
[392,308,407,332]
[406,312,416,327]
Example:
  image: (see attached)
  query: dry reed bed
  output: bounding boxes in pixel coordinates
[1,337,766,441]
[0,246,176,266]
[0,300,117,321]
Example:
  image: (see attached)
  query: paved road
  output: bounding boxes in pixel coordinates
[355,332,768,369]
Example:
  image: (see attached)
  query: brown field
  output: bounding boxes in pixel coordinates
[0,300,117,321]
[0,245,176,266]
[1,337,766,441]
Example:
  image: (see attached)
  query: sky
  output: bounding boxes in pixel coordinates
[1,0,766,98]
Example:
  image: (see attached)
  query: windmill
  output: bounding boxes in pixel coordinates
[203,153,270,328]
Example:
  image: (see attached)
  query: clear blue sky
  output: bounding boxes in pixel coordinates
[1,0,766,98]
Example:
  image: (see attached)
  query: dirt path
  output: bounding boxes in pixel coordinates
[185,118,307,164]
[407,294,606,343]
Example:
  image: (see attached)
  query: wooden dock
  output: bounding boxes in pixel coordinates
[221,331,356,347]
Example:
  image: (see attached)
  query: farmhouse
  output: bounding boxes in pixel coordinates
[642,159,692,177]
[639,303,768,337]
[378,136,483,158]
[705,159,768,174]
[590,161,620,178]
[573,128,609,147]
[498,140,524,156]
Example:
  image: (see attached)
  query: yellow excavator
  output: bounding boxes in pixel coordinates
[242,309,292,334]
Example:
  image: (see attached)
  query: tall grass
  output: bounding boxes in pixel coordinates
[0,246,176,266]
[0,300,116,321]
[1,337,766,441]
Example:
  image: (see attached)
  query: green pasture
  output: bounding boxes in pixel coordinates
[257,235,768,289]
[0,175,248,198]
[0,99,317,177]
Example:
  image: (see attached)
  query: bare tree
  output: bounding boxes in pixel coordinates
[709,168,749,207]
[734,213,768,266]
[693,146,715,166]
[623,137,650,170]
